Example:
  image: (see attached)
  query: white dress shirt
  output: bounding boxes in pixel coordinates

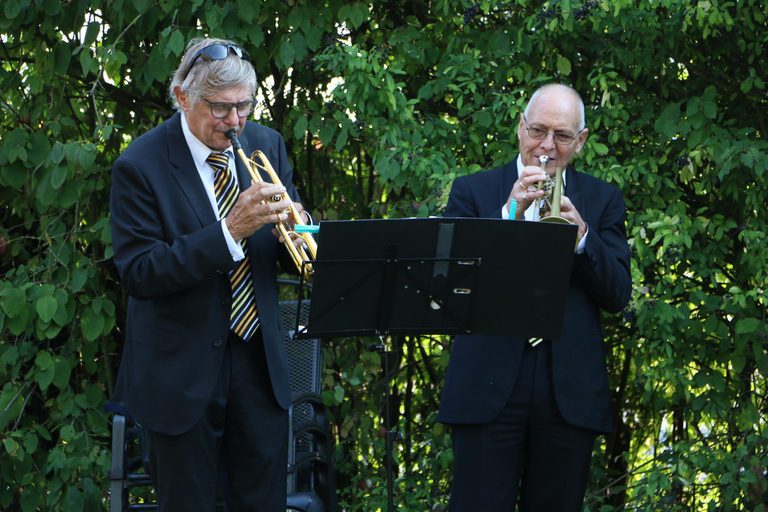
[180,112,245,261]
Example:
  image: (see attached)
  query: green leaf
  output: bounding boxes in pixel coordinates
[475,109,492,128]
[349,3,367,28]
[42,0,61,16]
[1,286,27,317]
[278,41,296,68]
[83,22,101,46]
[37,365,55,392]
[80,307,105,341]
[52,357,72,390]
[0,160,28,189]
[333,385,344,403]
[36,296,58,323]
[2,128,27,163]
[556,55,572,75]
[79,49,92,78]
[50,164,68,190]
[3,0,21,19]
[53,43,71,75]
[36,350,53,371]
[168,30,185,57]
[22,432,38,454]
[3,438,19,458]
[70,266,89,293]
[293,115,308,140]
[19,488,40,512]
[735,317,761,334]
[59,424,76,443]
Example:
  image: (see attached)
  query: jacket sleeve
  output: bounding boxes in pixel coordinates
[573,184,632,314]
[110,156,236,301]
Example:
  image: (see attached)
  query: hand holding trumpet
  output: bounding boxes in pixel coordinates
[225,129,317,278]
[507,166,549,220]
[506,155,588,241]
[225,181,291,243]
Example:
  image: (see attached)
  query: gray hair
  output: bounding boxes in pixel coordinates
[168,37,257,109]
[523,84,586,132]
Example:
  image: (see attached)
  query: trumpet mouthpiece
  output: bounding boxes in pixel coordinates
[225,129,241,150]
[539,155,549,166]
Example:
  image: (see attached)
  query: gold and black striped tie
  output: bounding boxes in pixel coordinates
[207,152,259,341]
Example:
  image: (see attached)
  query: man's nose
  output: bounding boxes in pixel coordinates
[540,132,557,149]
[224,107,240,125]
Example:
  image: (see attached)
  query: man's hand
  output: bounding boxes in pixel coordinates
[506,166,549,219]
[542,195,588,241]
[272,203,311,249]
[225,181,291,242]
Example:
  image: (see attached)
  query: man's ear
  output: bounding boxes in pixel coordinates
[574,128,589,153]
[173,85,189,111]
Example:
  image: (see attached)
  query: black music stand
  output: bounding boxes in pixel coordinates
[295,217,578,512]
[296,217,578,340]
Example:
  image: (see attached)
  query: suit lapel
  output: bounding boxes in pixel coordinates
[166,113,218,228]
[500,160,518,212]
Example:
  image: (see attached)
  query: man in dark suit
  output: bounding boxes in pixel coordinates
[109,37,311,511]
[438,84,632,511]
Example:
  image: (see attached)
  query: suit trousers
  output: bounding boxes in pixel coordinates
[146,329,289,512]
[448,341,596,512]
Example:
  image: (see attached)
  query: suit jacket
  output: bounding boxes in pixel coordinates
[437,158,631,434]
[109,112,299,436]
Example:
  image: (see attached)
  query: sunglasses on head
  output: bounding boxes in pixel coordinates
[181,43,250,81]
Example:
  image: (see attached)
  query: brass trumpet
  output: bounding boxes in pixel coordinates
[536,155,570,225]
[225,129,317,280]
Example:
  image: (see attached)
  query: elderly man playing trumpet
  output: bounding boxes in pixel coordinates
[438,83,632,511]
[109,37,311,511]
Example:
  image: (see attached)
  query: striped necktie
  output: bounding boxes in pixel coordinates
[207,152,259,341]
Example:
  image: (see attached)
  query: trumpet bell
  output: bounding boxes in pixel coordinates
[540,215,571,225]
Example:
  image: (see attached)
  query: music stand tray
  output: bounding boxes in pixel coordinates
[295,218,577,340]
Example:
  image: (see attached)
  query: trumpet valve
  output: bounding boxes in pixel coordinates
[539,176,556,212]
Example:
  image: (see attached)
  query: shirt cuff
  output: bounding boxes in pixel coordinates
[576,225,589,254]
[221,219,245,261]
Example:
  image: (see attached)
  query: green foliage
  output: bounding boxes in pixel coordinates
[2,0,767,510]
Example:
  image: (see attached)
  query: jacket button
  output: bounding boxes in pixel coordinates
[213,338,223,347]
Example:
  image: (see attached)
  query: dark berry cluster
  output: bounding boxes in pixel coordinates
[324,35,338,47]
[718,294,734,307]
[664,243,682,264]
[573,1,599,21]
[676,155,690,168]
[622,307,636,323]
[432,206,446,216]
[374,46,390,64]
[536,7,558,21]
[463,3,479,25]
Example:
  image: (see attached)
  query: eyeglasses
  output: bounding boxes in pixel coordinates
[524,115,583,146]
[202,98,256,118]
[181,43,250,81]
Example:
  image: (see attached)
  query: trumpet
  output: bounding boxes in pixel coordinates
[536,155,570,225]
[225,129,317,280]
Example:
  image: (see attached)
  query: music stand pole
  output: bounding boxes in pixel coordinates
[372,341,401,512]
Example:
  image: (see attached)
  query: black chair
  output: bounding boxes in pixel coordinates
[281,297,338,512]
[107,288,337,512]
